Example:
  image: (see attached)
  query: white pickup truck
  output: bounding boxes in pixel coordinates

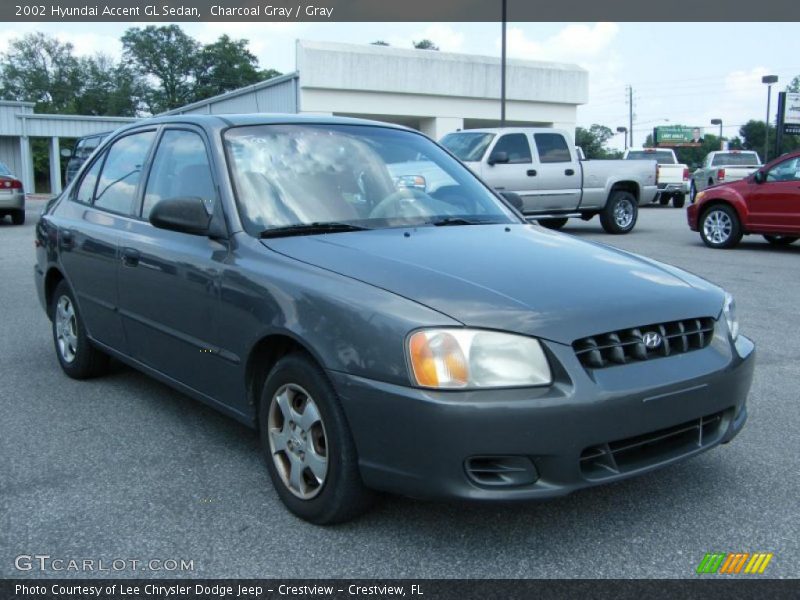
[690,150,762,201]
[439,128,658,234]
[623,147,689,208]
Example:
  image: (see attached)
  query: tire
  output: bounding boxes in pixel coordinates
[11,210,25,225]
[51,280,109,378]
[538,217,568,230]
[763,234,798,246]
[600,190,638,234]
[672,194,686,209]
[690,181,697,203]
[699,204,742,249]
[259,353,373,524]
[659,196,670,206]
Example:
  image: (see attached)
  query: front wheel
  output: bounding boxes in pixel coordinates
[673,194,686,208]
[763,234,798,246]
[600,191,638,234]
[538,217,568,230]
[699,205,742,249]
[259,353,373,524]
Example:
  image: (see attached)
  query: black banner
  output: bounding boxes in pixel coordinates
[2,579,799,600]
[3,0,800,22]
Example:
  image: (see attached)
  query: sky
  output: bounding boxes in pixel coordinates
[1,21,798,150]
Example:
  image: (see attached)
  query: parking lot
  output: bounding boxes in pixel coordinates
[1,200,797,579]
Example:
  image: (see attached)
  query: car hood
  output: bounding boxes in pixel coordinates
[262,225,724,345]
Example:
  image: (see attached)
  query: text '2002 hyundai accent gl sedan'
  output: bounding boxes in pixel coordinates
[35,115,755,524]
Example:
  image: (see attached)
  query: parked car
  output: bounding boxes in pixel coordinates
[690,150,762,202]
[36,115,754,524]
[62,132,110,185]
[0,161,25,225]
[623,148,689,208]
[439,128,658,234]
[688,150,800,249]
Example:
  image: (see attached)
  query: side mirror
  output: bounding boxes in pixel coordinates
[487,151,509,166]
[60,148,73,158]
[753,170,765,184]
[499,191,524,211]
[149,196,211,236]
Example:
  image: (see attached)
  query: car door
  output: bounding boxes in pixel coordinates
[529,132,582,211]
[116,127,236,403]
[55,129,157,353]
[482,133,536,204]
[746,156,800,231]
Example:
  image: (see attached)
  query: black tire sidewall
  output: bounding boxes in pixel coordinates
[258,353,369,524]
[601,191,638,234]
[700,205,742,249]
[51,280,105,378]
[12,210,25,225]
[763,235,798,245]
[538,217,568,230]
[673,194,686,208]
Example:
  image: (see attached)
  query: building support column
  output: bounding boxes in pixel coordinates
[19,135,34,194]
[49,137,62,195]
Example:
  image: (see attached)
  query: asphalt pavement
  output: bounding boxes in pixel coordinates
[1,200,798,579]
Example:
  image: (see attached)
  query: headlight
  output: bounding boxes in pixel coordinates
[407,329,552,389]
[723,292,739,341]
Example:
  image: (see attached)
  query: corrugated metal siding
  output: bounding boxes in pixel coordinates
[0,136,22,177]
[23,116,135,138]
[172,77,298,115]
[0,105,24,135]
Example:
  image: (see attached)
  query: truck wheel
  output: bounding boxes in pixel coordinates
[690,181,697,202]
[259,352,373,524]
[538,217,568,230]
[700,205,742,249]
[659,196,670,206]
[673,194,686,209]
[600,191,638,234]
[11,210,25,225]
[763,235,798,246]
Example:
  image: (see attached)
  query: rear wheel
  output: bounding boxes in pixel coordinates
[673,194,686,209]
[600,191,638,234]
[763,234,798,246]
[51,281,109,378]
[259,353,373,524]
[538,217,568,230]
[699,205,742,249]
[690,181,697,202]
[11,210,24,225]
[659,196,670,206]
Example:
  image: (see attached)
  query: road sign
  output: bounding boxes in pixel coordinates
[784,92,800,135]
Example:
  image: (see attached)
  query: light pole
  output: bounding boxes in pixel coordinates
[617,126,628,150]
[500,0,507,127]
[762,75,778,162]
[710,118,723,149]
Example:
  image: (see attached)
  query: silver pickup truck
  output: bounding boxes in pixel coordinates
[689,150,762,202]
[439,128,658,234]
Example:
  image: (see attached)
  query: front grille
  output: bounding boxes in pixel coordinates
[579,411,728,480]
[573,317,715,369]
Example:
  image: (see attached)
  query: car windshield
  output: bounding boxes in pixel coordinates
[626,151,675,164]
[440,132,496,161]
[711,152,760,167]
[224,124,517,236]
[0,162,11,176]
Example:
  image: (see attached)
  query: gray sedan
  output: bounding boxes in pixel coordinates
[0,161,25,225]
[35,115,754,524]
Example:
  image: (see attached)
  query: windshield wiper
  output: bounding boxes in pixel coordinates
[259,222,368,239]
[428,217,503,227]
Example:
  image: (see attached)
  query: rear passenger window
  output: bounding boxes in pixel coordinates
[534,133,572,163]
[74,157,102,205]
[93,131,156,215]
[492,134,532,164]
[142,130,216,219]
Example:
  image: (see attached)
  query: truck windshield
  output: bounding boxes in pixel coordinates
[711,153,761,167]
[626,151,675,165]
[440,132,496,161]
[224,124,517,236]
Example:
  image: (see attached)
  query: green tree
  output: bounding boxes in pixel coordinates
[0,33,83,113]
[413,39,439,50]
[194,34,278,99]
[738,119,799,162]
[73,54,144,117]
[121,25,200,113]
[575,124,621,159]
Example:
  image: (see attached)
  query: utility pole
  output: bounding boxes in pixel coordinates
[500,0,507,127]
[628,86,634,147]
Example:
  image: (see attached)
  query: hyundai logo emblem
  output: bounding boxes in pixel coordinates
[642,331,662,349]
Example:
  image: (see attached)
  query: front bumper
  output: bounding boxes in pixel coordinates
[330,331,754,501]
[0,191,25,210]
[687,202,700,230]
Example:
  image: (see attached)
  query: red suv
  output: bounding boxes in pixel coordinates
[688,150,800,248]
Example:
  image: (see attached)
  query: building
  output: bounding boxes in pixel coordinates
[1,40,588,195]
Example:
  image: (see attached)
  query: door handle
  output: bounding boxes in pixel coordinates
[59,229,74,250]
[121,247,140,267]
[527,169,537,177]
[565,169,575,176]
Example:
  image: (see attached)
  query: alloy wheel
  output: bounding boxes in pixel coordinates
[703,209,732,245]
[55,295,78,363]
[614,198,635,229]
